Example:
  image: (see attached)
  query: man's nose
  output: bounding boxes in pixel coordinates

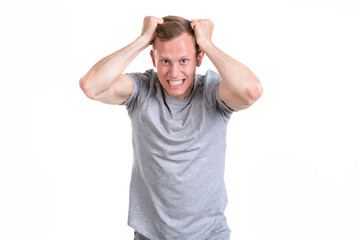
[169,64,179,78]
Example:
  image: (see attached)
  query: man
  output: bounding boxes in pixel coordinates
[80,16,262,240]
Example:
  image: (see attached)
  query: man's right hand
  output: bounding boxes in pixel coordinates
[141,16,164,45]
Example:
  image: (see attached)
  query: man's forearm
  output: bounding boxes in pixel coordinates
[202,41,262,103]
[80,36,150,98]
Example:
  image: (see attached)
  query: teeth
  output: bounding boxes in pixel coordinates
[168,80,184,86]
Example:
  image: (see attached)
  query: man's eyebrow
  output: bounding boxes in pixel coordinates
[159,55,191,59]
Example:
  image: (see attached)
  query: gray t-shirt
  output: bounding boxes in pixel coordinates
[124,69,233,240]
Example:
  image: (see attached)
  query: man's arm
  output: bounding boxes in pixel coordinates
[191,20,263,111]
[79,16,164,104]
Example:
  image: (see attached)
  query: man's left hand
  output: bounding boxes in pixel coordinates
[190,19,214,50]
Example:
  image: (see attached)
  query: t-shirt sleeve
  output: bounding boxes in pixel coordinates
[122,69,154,114]
[205,69,234,118]
[214,82,234,117]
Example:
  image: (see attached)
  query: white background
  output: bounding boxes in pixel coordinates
[1,0,359,239]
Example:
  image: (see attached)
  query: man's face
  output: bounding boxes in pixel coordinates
[151,33,204,99]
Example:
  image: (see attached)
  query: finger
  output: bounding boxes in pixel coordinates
[190,21,198,30]
[191,19,201,25]
[146,16,163,25]
[156,17,164,24]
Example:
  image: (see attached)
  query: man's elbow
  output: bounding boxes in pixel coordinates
[79,76,97,100]
[230,85,263,111]
[235,84,263,108]
[247,83,263,105]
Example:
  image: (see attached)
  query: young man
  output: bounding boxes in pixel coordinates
[80,16,262,240]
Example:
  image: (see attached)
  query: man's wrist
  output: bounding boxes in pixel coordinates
[135,35,153,50]
[198,40,215,54]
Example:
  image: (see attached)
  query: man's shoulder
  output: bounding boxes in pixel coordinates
[205,68,220,77]
[126,69,156,80]
[196,69,222,87]
[125,69,158,92]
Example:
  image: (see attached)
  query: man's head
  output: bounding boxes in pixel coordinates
[150,16,204,100]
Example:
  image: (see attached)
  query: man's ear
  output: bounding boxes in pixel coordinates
[196,51,205,67]
[150,50,156,68]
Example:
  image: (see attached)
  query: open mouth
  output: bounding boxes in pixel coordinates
[167,79,185,87]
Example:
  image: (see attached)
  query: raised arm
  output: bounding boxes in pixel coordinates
[191,19,263,111]
[79,16,164,104]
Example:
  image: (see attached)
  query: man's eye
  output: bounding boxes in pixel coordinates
[180,59,188,64]
[162,60,169,64]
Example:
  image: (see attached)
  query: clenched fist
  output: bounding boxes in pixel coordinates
[141,16,164,45]
[190,19,214,50]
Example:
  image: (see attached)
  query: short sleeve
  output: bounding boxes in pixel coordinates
[122,69,155,114]
[204,69,233,118]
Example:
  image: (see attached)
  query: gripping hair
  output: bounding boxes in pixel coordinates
[153,16,201,56]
